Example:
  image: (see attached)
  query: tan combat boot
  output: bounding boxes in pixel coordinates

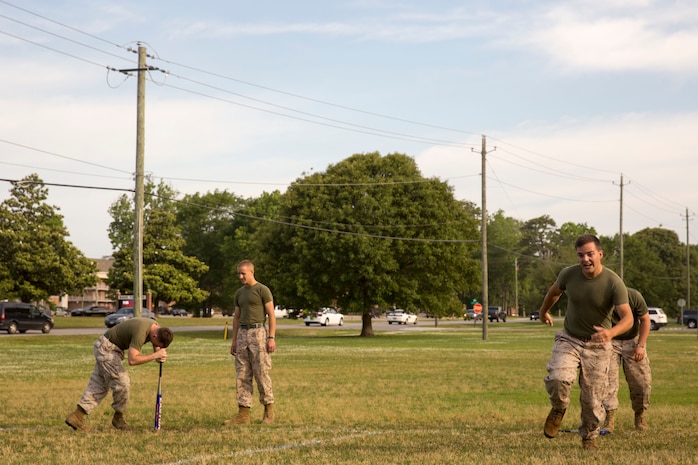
[112,412,132,431]
[635,411,648,431]
[602,409,616,433]
[65,405,88,431]
[223,406,251,425]
[261,404,275,424]
[543,408,566,438]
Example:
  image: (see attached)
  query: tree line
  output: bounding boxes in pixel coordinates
[2,153,696,335]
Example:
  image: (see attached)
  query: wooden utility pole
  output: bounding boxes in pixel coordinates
[473,135,495,340]
[133,44,146,316]
[614,174,628,279]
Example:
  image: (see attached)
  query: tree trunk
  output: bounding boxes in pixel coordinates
[360,312,374,337]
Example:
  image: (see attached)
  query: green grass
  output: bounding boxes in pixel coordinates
[1,322,697,465]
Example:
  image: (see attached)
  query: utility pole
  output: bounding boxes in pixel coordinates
[473,135,495,340]
[686,208,691,311]
[614,174,629,279]
[133,44,146,317]
[514,257,519,316]
[118,44,147,317]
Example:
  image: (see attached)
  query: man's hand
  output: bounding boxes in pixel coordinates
[156,349,167,363]
[541,312,554,326]
[633,345,646,361]
[591,326,612,343]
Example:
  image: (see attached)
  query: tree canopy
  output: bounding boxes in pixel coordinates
[0,174,97,303]
[106,179,209,309]
[256,152,481,336]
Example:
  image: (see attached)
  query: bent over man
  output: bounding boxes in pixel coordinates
[602,287,652,432]
[539,234,633,450]
[65,317,173,431]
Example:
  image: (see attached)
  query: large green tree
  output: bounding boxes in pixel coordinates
[0,174,97,302]
[107,179,209,309]
[621,228,685,314]
[257,152,480,336]
[486,210,523,313]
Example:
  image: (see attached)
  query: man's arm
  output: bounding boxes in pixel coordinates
[634,312,651,361]
[540,281,563,326]
[265,301,276,353]
[592,302,634,343]
[128,346,166,366]
[230,306,241,356]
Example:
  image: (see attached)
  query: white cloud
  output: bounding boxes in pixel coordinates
[522,1,698,73]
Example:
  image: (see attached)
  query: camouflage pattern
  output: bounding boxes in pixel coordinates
[545,330,612,440]
[78,335,130,414]
[603,338,652,413]
[235,327,274,407]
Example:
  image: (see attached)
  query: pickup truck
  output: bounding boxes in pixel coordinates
[678,309,697,329]
[487,306,507,322]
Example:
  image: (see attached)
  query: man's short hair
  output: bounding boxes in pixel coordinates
[237,259,254,270]
[575,234,601,250]
[157,327,174,348]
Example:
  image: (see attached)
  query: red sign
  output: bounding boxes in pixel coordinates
[473,303,482,314]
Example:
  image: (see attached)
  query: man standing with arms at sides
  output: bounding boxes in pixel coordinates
[540,234,634,450]
[65,317,173,431]
[224,259,277,425]
[602,287,652,433]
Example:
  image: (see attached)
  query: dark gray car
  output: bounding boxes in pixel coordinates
[0,302,54,334]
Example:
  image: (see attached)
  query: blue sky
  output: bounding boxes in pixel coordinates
[1,0,698,258]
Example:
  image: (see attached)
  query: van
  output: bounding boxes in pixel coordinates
[0,302,55,334]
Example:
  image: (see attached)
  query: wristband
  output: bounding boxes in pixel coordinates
[268,336,275,339]
[635,343,645,348]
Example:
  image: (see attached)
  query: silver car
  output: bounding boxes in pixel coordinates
[104,307,156,328]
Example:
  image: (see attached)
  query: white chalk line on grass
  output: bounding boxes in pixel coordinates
[153,430,380,465]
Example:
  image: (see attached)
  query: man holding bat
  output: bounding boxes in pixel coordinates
[65,317,174,432]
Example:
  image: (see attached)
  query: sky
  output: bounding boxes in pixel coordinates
[1,0,698,258]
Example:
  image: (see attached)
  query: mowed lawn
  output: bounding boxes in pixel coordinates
[1,320,697,465]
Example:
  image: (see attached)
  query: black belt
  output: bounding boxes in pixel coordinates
[240,323,265,329]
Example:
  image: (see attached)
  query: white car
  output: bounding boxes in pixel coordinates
[386,309,418,325]
[304,308,344,326]
[647,307,668,331]
[274,306,289,319]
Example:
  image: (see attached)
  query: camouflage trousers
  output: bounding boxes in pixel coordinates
[78,335,130,414]
[545,330,612,440]
[603,338,652,413]
[235,327,274,407]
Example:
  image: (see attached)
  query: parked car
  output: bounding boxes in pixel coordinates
[274,306,289,319]
[529,310,540,321]
[105,307,156,328]
[0,301,54,334]
[304,307,344,326]
[487,306,507,322]
[386,309,418,325]
[72,305,114,317]
[171,308,189,317]
[464,309,476,320]
[678,309,698,329]
[647,307,667,331]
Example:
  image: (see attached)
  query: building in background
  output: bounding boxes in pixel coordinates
[62,258,115,311]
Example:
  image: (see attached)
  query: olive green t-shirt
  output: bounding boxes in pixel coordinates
[558,265,629,340]
[234,282,273,325]
[104,317,154,351]
[612,287,648,340]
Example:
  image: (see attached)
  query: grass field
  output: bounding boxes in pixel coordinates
[1,320,697,465]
